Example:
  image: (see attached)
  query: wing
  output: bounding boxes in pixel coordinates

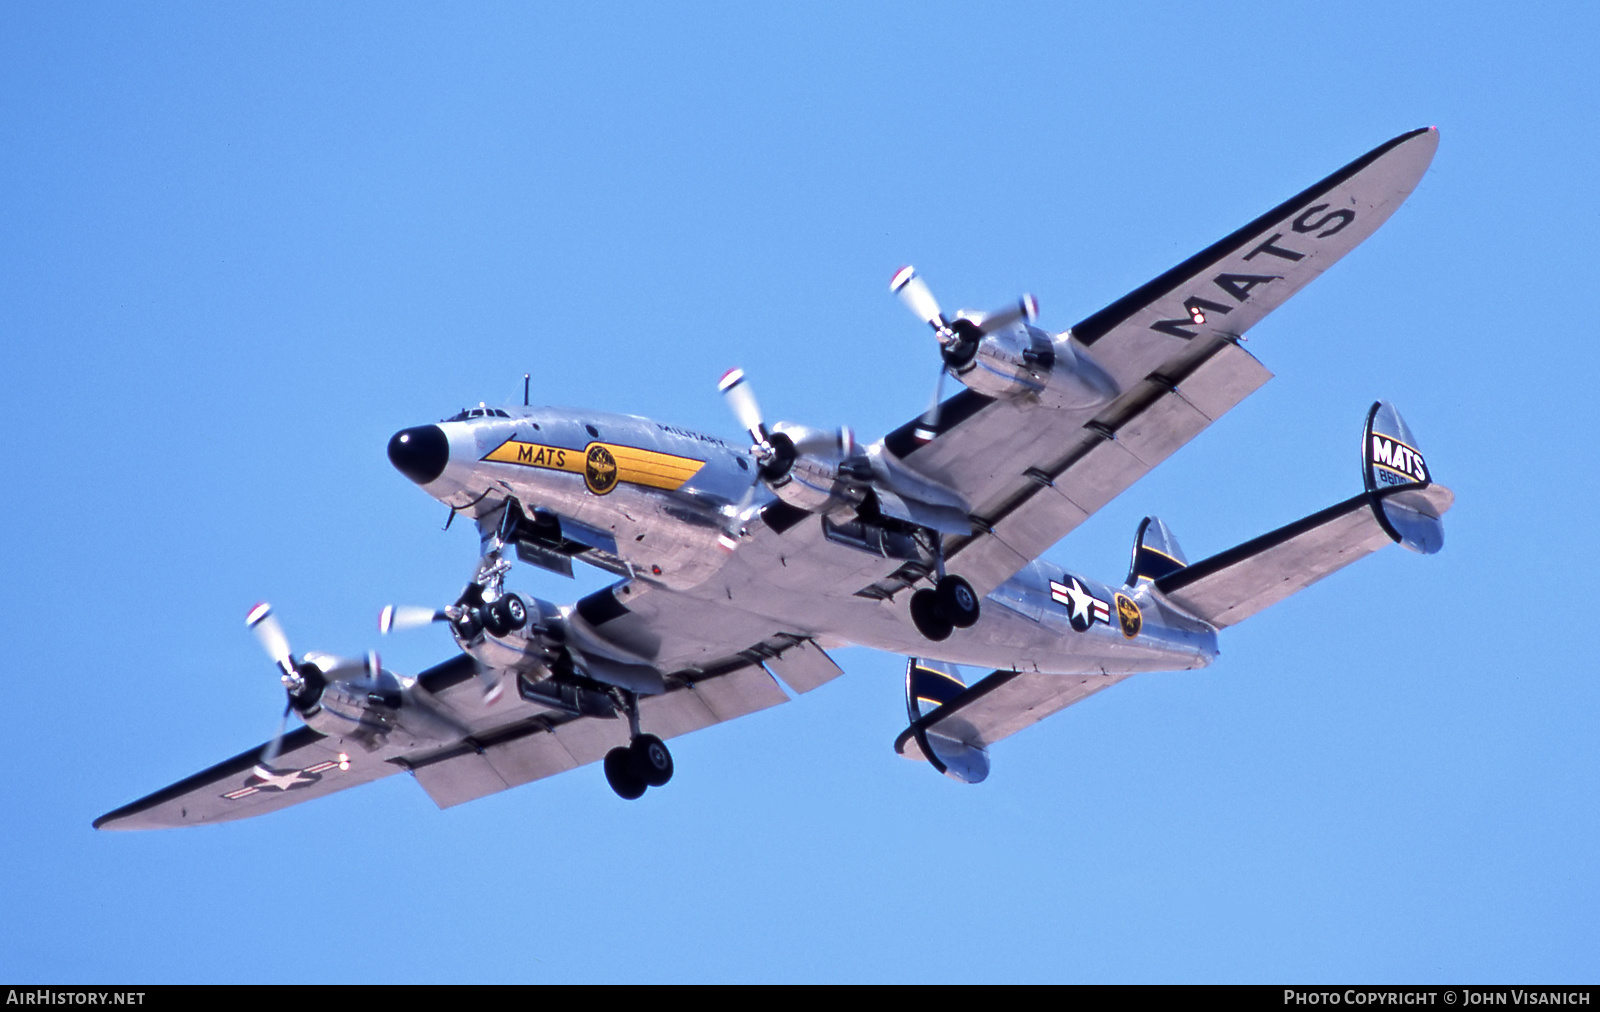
[400,651,796,809]
[94,725,401,831]
[871,127,1440,600]
[333,588,847,811]
[98,638,822,825]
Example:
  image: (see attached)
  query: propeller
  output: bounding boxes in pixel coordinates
[247,601,295,679]
[245,602,314,771]
[713,368,864,544]
[259,701,294,766]
[717,368,856,469]
[378,601,505,704]
[718,367,767,446]
[378,605,448,634]
[890,266,1038,438]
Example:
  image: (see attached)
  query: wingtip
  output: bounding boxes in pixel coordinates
[92,810,128,831]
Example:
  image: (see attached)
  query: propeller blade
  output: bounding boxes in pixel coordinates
[916,365,949,439]
[891,266,945,329]
[474,663,504,705]
[975,293,1039,335]
[246,602,293,674]
[259,699,293,768]
[717,481,762,552]
[379,605,446,634]
[718,368,767,444]
[788,425,855,458]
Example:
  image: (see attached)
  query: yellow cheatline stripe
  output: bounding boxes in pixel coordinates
[605,444,705,490]
[483,439,705,492]
[483,440,584,473]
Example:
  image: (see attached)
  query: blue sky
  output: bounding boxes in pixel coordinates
[3,2,1597,983]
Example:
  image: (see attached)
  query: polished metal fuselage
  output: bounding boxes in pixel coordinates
[414,406,1218,679]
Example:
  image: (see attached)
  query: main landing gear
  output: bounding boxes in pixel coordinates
[602,690,675,800]
[909,533,981,642]
[910,575,980,642]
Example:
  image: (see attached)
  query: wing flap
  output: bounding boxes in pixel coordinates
[678,663,790,721]
[484,732,580,790]
[939,340,1271,598]
[762,638,845,693]
[412,751,511,809]
[1156,485,1454,628]
[406,662,789,809]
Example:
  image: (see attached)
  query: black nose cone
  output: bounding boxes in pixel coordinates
[388,425,449,485]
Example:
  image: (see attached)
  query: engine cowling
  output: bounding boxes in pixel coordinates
[450,591,565,675]
[951,321,1118,410]
[760,424,868,516]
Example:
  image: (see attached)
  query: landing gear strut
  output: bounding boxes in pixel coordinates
[602,690,675,800]
[910,535,980,641]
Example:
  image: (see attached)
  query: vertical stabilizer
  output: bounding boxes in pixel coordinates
[1127,516,1188,585]
[1364,401,1445,554]
[899,659,991,784]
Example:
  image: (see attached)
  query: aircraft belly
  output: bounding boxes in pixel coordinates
[608,547,1212,678]
[466,466,730,590]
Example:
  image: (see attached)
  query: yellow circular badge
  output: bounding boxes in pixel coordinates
[1114,592,1142,639]
[584,443,619,495]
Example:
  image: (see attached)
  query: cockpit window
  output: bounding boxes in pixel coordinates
[443,407,511,421]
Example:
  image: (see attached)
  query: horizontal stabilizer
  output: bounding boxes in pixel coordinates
[1156,402,1451,628]
[895,659,1130,783]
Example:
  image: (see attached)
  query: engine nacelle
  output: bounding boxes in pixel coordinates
[450,592,566,675]
[761,424,868,516]
[952,323,1118,410]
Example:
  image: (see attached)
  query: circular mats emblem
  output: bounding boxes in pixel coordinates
[584,443,619,495]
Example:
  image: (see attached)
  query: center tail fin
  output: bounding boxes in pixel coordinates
[1127,516,1189,585]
